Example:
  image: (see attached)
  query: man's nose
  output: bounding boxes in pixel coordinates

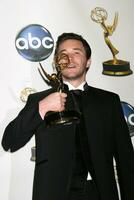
[68,53,74,62]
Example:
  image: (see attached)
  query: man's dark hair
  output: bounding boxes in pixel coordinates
[54,32,92,59]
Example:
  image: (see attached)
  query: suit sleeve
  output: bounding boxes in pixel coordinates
[113,94,134,199]
[1,94,43,152]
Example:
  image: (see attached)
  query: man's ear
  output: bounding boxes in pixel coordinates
[86,58,91,70]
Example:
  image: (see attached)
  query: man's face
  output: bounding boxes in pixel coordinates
[57,39,91,82]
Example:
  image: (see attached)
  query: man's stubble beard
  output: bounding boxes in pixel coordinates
[62,69,87,82]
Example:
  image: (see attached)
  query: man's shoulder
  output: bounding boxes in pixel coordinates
[89,85,119,100]
[86,86,121,111]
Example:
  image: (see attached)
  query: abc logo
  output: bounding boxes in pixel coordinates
[121,101,134,137]
[15,24,54,62]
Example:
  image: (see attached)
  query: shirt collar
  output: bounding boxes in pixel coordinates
[64,81,86,91]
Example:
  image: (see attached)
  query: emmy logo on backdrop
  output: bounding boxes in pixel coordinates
[91,7,133,76]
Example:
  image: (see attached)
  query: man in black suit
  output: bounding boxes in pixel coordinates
[2,33,134,200]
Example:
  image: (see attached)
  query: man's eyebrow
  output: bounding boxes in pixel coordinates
[73,48,83,51]
[58,49,66,53]
[59,48,83,53]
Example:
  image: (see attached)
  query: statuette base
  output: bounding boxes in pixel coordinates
[102,59,133,76]
[45,110,81,127]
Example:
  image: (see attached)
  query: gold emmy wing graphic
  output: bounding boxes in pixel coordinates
[91,7,133,76]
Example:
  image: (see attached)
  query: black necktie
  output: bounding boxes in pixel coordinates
[70,84,93,187]
[71,90,82,114]
[70,82,89,110]
[71,89,82,95]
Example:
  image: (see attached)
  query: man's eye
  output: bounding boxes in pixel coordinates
[75,52,80,54]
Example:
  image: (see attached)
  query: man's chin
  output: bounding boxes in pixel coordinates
[62,75,80,81]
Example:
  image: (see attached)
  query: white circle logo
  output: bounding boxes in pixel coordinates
[15,24,54,62]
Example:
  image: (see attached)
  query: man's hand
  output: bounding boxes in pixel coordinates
[39,92,67,119]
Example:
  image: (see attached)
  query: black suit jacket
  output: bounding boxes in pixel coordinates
[2,86,134,200]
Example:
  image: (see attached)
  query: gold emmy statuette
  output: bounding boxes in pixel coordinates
[38,53,81,127]
[91,7,133,76]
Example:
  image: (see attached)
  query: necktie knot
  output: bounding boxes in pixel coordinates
[71,89,82,95]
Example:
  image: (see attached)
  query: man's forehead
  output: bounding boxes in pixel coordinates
[58,39,84,51]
